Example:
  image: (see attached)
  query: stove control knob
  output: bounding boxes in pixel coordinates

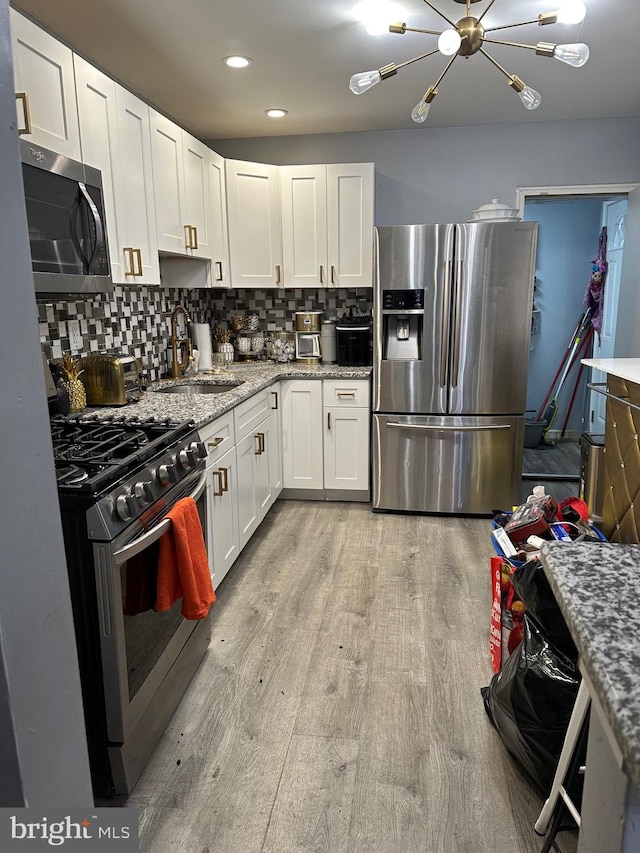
[157,463,177,486]
[134,481,154,505]
[115,493,136,521]
[190,440,207,460]
[178,448,196,470]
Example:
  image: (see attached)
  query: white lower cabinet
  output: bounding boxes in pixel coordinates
[281,379,370,500]
[206,444,239,589]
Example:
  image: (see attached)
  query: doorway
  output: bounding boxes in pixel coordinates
[515,184,634,505]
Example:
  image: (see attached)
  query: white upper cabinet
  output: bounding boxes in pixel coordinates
[225,159,283,289]
[149,111,214,260]
[207,149,231,287]
[327,163,375,288]
[280,163,375,288]
[10,8,81,160]
[75,57,159,284]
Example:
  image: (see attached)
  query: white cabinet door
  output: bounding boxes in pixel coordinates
[150,110,186,255]
[226,159,283,288]
[280,165,328,288]
[10,9,81,160]
[206,445,239,589]
[236,429,260,550]
[268,384,283,501]
[324,406,370,492]
[326,163,374,288]
[254,415,273,517]
[281,380,324,490]
[75,58,159,284]
[74,57,124,281]
[208,149,230,286]
[115,88,160,284]
[183,133,212,260]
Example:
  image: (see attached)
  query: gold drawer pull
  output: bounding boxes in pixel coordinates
[275,265,281,285]
[215,261,223,282]
[271,391,278,410]
[212,469,223,497]
[207,436,224,449]
[191,226,198,249]
[219,466,229,493]
[16,92,31,135]
[337,391,356,398]
[124,247,136,276]
[134,248,143,276]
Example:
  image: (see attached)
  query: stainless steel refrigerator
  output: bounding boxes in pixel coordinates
[372,221,538,514]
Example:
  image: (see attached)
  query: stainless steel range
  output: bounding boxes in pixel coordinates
[52,414,210,797]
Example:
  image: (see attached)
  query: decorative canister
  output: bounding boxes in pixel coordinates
[216,341,234,362]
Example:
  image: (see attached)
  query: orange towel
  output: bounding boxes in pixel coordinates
[156,497,215,619]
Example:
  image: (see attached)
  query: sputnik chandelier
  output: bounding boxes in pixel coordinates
[349,0,590,123]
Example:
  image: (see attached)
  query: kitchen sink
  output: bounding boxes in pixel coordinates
[153,382,242,395]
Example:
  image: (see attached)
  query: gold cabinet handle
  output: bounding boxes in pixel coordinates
[212,469,223,497]
[16,92,31,135]
[337,391,356,398]
[192,226,198,249]
[124,247,136,276]
[320,265,324,285]
[327,412,331,430]
[271,391,278,410]
[219,466,229,493]
[331,265,336,285]
[256,432,265,454]
[254,433,262,456]
[275,265,281,285]
[134,248,143,276]
[184,225,192,250]
[207,436,224,449]
[215,261,223,282]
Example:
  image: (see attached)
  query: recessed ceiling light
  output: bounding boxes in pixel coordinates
[265,109,288,118]
[223,55,252,68]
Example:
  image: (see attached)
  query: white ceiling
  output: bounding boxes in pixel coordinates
[12,0,640,141]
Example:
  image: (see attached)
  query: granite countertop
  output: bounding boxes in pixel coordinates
[582,358,640,385]
[540,540,640,791]
[80,362,372,428]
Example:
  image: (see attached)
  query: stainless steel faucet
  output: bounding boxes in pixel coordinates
[169,304,192,378]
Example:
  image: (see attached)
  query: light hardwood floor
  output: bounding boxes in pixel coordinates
[123,500,576,853]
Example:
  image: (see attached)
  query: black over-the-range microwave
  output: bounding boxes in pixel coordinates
[20,138,113,295]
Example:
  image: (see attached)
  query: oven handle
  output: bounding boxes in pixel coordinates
[113,471,207,566]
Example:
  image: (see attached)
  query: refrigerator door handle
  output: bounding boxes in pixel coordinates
[440,259,452,387]
[450,258,463,387]
[386,422,511,432]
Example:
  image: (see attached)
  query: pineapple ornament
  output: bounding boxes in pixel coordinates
[62,353,87,413]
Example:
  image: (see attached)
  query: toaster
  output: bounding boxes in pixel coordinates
[80,354,143,406]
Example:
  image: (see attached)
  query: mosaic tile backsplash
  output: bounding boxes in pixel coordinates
[38,286,373,382]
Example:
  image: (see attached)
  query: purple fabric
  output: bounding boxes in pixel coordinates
[583,226,608,343]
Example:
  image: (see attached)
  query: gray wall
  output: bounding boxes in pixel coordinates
[0,0,92,806]
[209,117,640,226]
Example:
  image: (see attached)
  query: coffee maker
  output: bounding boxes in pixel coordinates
[294,311,323,363]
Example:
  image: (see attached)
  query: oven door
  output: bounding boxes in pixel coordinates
[94,467,209,744]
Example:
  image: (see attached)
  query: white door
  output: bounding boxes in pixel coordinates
[281,381,324,490]
[589,198,628,434]
[326,163,374,288]
[208,149,230,286]
[280,164,328,287]
[254,415,273,517]
[236,430,260,550]
[206,445,239,589]
[324,406,370,492]
[150,111,186,254]
[10,9,81,160]
[182,133,211,258]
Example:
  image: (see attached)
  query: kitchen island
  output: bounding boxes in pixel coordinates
[540,540,640,851]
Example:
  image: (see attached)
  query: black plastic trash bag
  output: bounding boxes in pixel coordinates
[481,559,581,794]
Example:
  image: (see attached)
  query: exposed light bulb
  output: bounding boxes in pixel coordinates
[555,1,587,25]
[553,42,590,67]
[354,1,402,36]
[438,29,462,57]
[411,99,432,124]
[518,85,542,110]
[349,69,383,94]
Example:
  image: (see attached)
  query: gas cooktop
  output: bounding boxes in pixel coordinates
[51,414,197,494]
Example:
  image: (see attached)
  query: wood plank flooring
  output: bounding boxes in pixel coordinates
[122,500,577,853]
[521,439,582,505]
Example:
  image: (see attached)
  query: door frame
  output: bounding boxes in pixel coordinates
[516,183,638,216]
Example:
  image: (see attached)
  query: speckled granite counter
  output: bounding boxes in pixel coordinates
[79,363,372,428]
[540,540,640,791]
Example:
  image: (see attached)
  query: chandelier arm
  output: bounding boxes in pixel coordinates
[431,53,458,91]
[484,19,545,33]
[478,47,515,83]
[475,0,499,26]
[392,25,445,37]
[395,48,442,72]
[421,0,456,28]
[482,37,540,52]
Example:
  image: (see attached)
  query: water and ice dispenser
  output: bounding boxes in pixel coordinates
[381,288,424,360]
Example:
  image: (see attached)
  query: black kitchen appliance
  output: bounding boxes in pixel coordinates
[336,316,372,366]
[51,413,209,797]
